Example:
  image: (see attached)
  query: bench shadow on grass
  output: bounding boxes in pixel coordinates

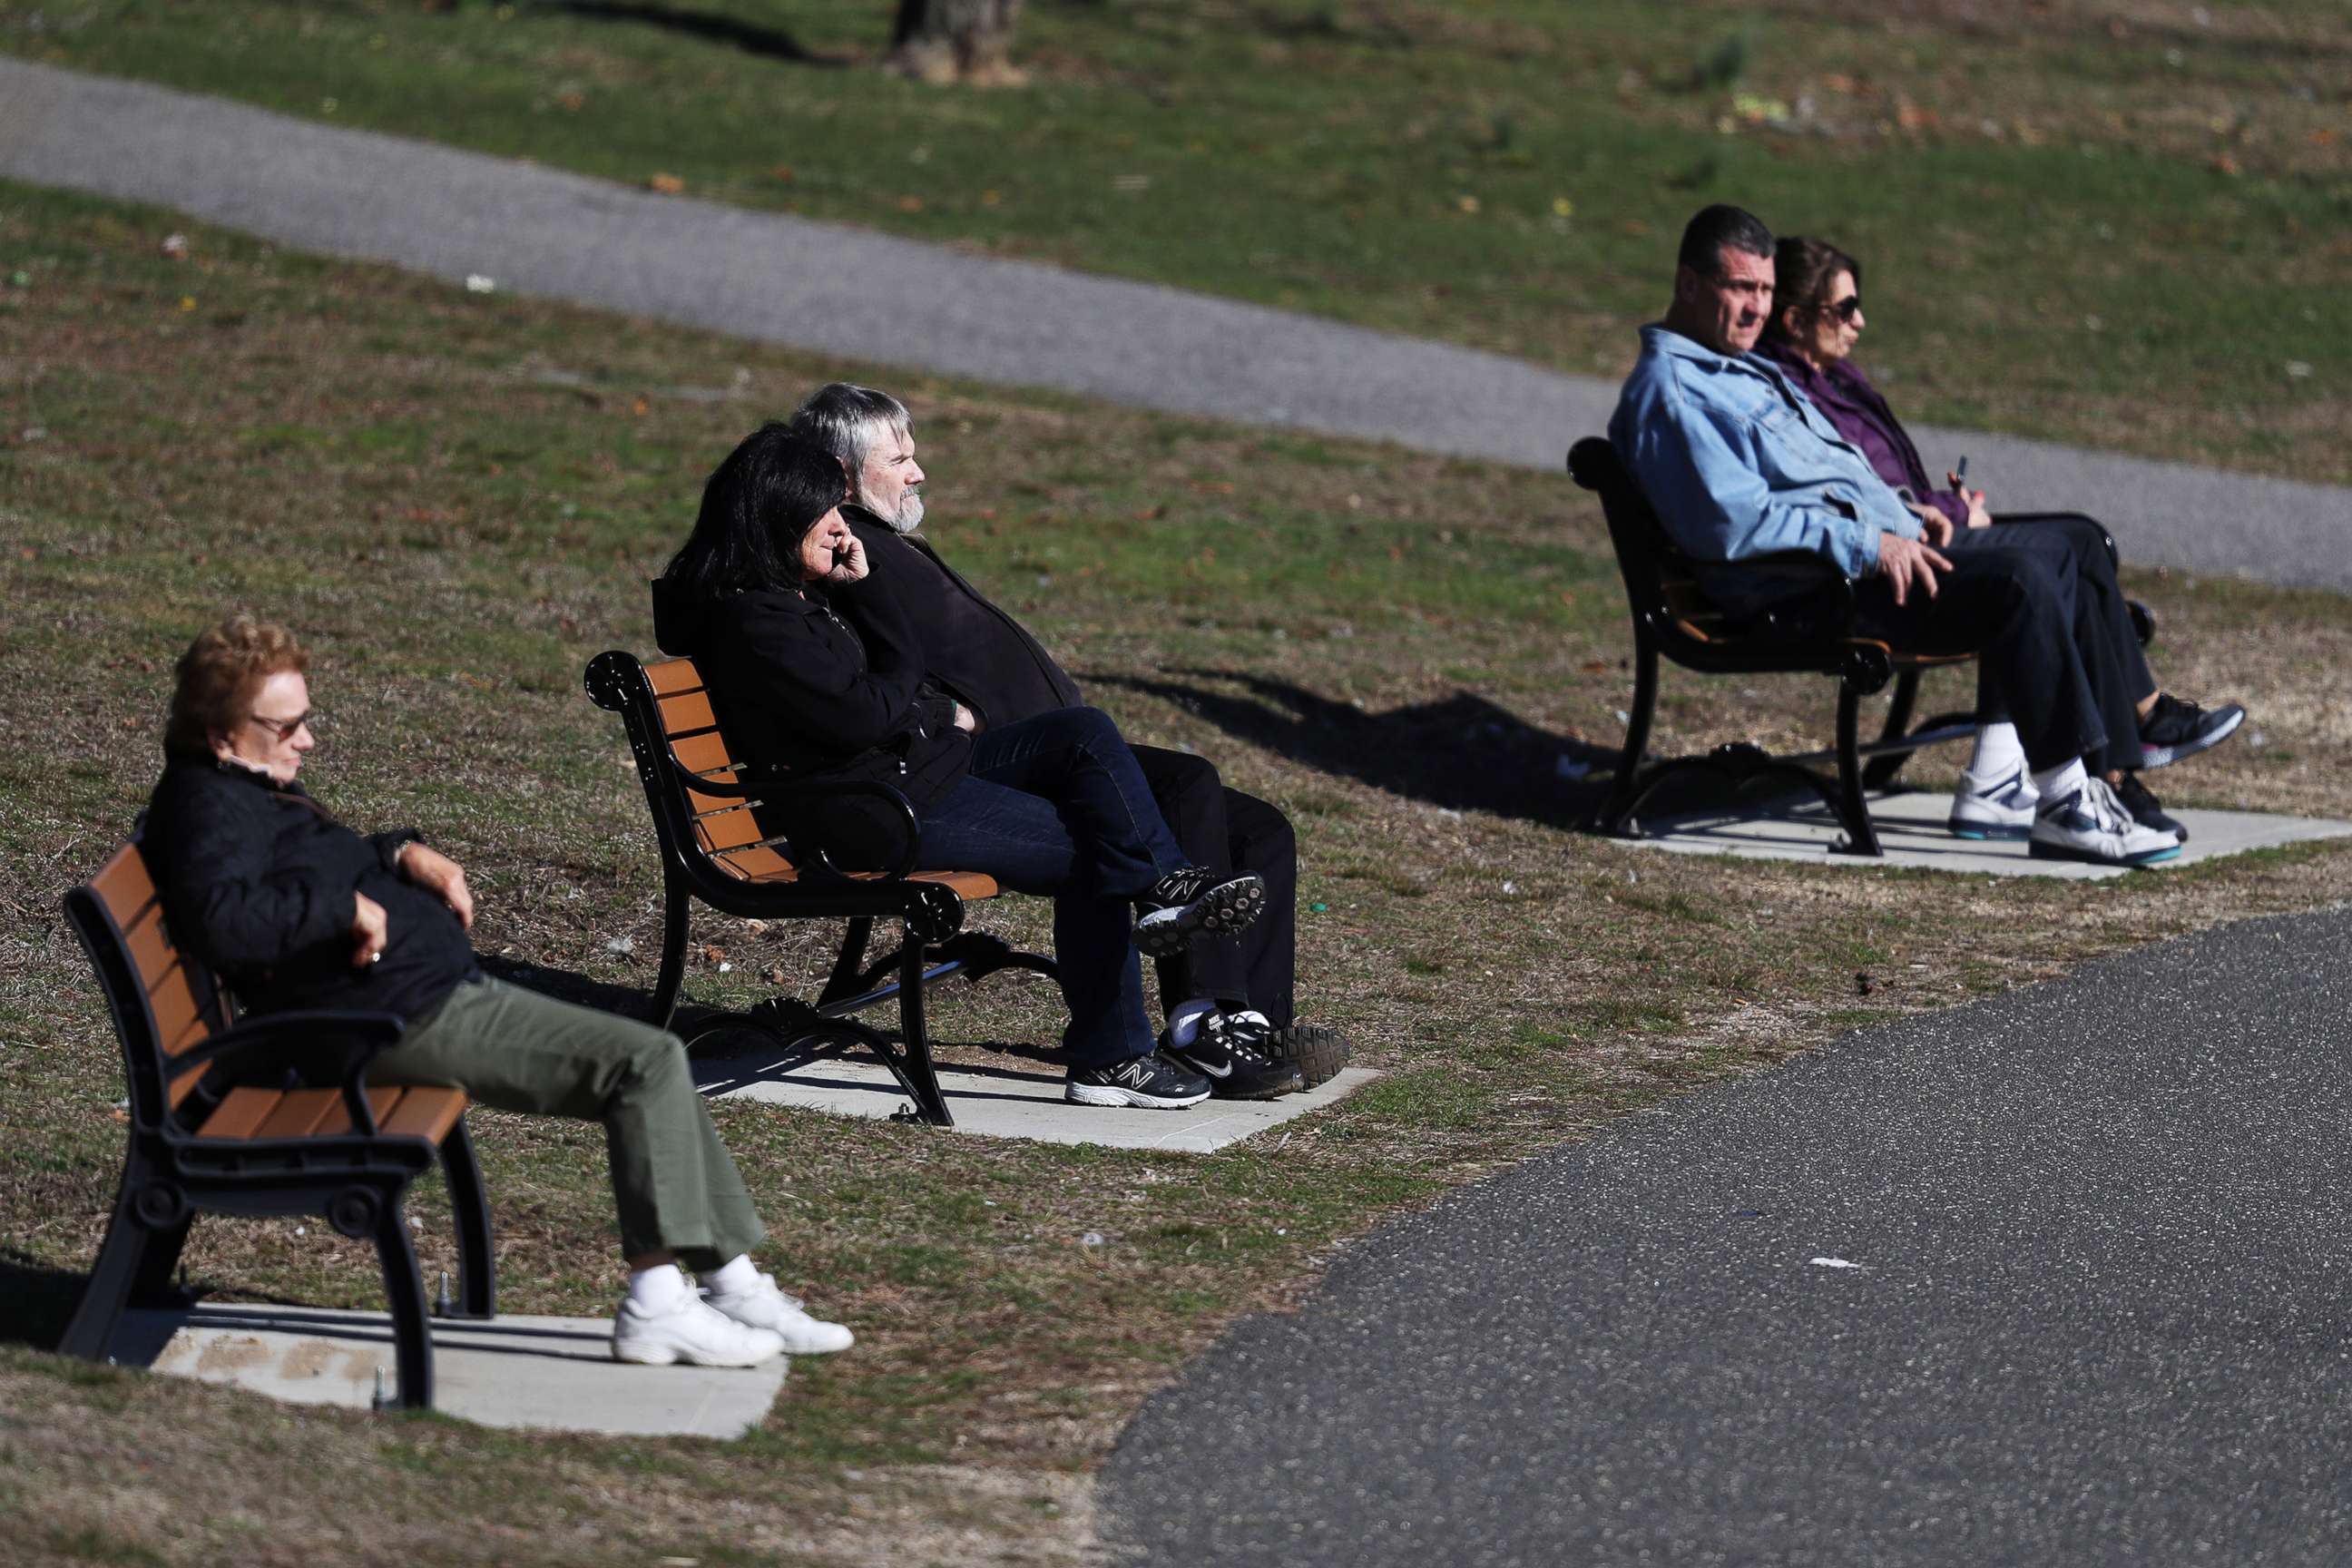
[0,1250,89,1351]
[1088,669,1623,831]
[539,0,842,67]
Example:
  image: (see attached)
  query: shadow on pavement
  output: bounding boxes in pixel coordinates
[1089,669,1623,831]
[540,0,842,66]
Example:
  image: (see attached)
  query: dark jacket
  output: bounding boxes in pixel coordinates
[1758,343,1970,533]
[650,572,972,867]
[833,506,1083,729]
[143,757,478,1024]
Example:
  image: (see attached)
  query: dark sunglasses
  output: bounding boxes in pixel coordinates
[244,710,315,741]
[1820,295,1863,323]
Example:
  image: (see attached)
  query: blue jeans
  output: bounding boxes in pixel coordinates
[916,707,1190,1068]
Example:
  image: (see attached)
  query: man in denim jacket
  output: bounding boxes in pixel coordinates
[1606,205,2234,869]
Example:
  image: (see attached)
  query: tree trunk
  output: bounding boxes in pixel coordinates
[889,0,1026,86]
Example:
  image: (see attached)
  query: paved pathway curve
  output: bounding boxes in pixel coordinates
[1101,905,2352,1566]
[3,57,2347,591]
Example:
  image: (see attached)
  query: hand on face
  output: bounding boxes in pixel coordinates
[797,509,869,584]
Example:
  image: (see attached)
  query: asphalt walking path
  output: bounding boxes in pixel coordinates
[3,56,2348,592]
[1102,904,2352,1566]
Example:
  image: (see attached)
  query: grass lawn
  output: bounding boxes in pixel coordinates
[3,179,2350,1564]
[1,0,2347,483]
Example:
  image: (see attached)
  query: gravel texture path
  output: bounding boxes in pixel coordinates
[3,57,2347,591]
[1101,905,2352,1566]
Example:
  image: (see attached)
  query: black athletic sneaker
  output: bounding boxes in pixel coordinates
[2113,771,2187,843]
[1132,867,1266,958]
[1162,1010,1304,1101]
[1065,1050,1212,1109]
[2138,693,2245,769]
[1266,1022,1352,1090]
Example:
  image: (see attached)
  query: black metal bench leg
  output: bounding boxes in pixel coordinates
[440,1118,496,1319]
[1833,678,1884,857]
[896,931,953,1128]
[818,917,876,1008]
[131,1213,194,1306]
[58,1178,157,1360]
[1859,669,1926,790]
[373,1190,435,1410]
[649,868,691,1029]
[1599,634,1660,835]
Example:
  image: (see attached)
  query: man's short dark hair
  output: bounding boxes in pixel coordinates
[1676,205,1774,277]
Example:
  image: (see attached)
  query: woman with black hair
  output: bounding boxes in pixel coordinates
[652,426,1287,1108]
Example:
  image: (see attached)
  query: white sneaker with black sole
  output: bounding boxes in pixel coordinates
[2028,777,2182,868]
[1132,867,1266,958]
[701,1272,854,1356]
[1066,1050,1212,1109]
[612,1292,787,1367]
[1949,764,2038,840]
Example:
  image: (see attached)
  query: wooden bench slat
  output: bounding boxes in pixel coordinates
[122,907,175,994]
[669,734,736,775]
[149,969,209,1054]
[659,691,720,736]
[694,806,767,853]
[168,1063,208,1109]
[89,848,158,928]
[196,1086,285,1141]
[377,1086,468,1144]
[250,1088,344,1141]
[644,658,704,697]
[715,844,798,880]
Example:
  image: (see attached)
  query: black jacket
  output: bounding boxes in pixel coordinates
[143,757,479,1024]
[834,507,1083,730]
[651,573,973,867]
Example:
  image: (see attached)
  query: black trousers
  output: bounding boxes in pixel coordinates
[1131,745,1299,1028]
[1971,514,2155,775]
[1857,515,2150,775]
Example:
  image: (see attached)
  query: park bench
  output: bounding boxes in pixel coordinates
[1566,436,2151,858]
[585,650,1056,1129]
[61,841,494,1410]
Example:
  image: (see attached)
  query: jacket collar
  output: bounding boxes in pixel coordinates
[1641,322,1777,378]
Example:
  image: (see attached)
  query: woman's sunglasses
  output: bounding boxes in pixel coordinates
[1820,295,1864,323]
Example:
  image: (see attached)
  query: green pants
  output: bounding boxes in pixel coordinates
[371,975,765,1273]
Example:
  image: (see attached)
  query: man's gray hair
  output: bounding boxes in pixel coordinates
[789,382,912,471]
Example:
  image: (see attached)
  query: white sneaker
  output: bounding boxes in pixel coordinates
[1949,764,2038,840]
[703,1273,855,1356]
[612,1291,788,1367]
[2028,777,2181,868]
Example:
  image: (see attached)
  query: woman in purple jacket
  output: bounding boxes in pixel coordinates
[1758,237,2241,842]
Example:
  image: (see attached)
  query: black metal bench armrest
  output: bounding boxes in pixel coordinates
[671,770,925,880]
[174,1009,409,1136]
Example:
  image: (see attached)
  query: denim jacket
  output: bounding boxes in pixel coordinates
[1608,325,1919,612]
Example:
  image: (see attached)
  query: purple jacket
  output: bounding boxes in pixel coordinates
[1759,342,1968,531]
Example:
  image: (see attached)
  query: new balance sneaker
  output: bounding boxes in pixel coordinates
[1267,1022,1352,1090]
[1132,867,1266,958]
[1949,764,2038,840]
[2138,693,2245,769]
[1162,1010,1303,1101]
[2028,777,2182,867]
[2113,771,2187,844]
[1066,1050,1212,1109]
[612,1292,787,1367]
[702,1272,854,1356]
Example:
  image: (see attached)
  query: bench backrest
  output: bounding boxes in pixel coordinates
[1566,436,1739,646]
[585,651,802,887]
[65,843,235,1135]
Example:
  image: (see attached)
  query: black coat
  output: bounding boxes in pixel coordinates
[833,507,1083,729]
[651,572,973,867]
[143,757,478,1024]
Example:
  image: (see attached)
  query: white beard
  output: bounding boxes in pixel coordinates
[881,491,925,534]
